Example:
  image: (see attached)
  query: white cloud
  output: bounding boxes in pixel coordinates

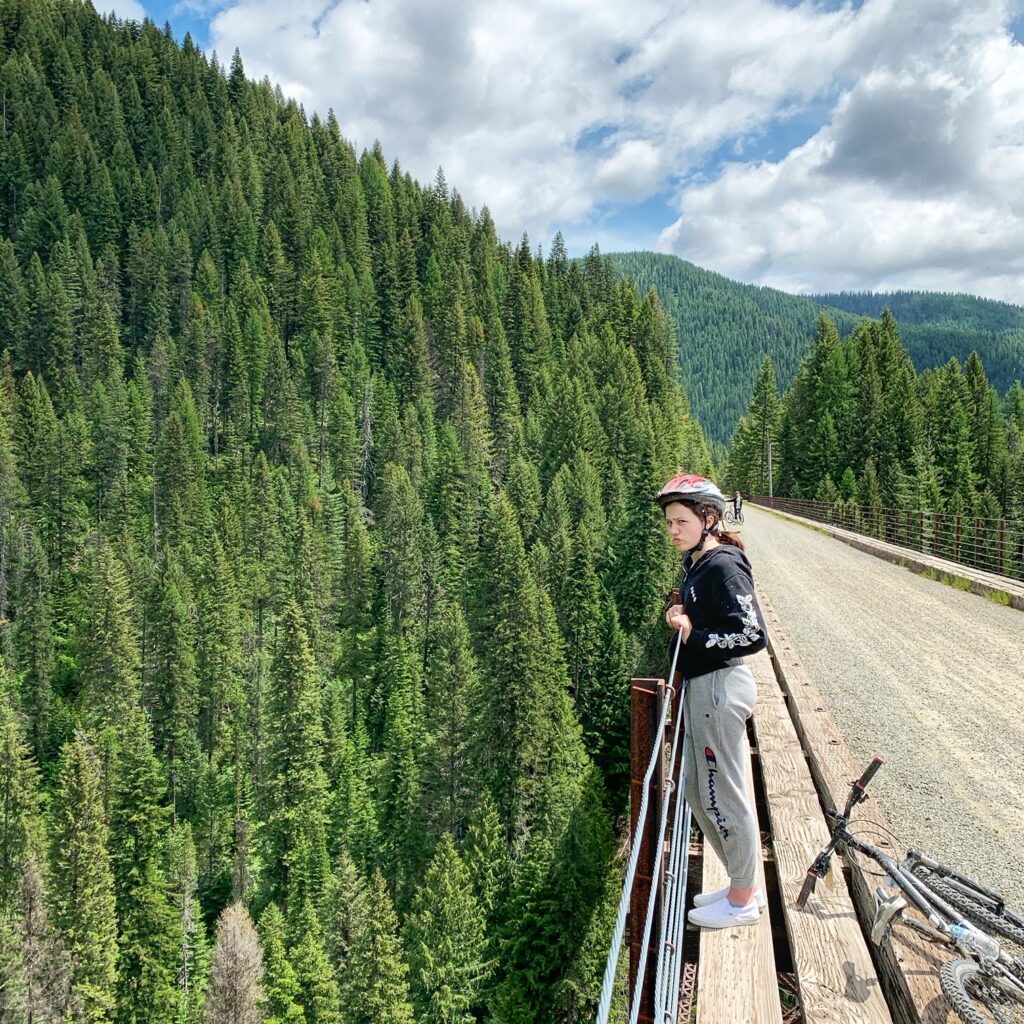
[659,2,1024,301]
[203,0,1024,300]
[595,139,663,200]
[207,0,853,240]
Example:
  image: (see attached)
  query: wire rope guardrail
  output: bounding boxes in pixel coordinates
[655,778,692,1021]
[753,496,1024,581]
[596,630,691,1024]
[627,691,685,1024]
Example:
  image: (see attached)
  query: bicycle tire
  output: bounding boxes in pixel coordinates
[914,866,1024,950]
[940,958,1024,1024]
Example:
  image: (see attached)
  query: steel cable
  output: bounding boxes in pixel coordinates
[653,730,686,1013]
[595,628,685,1024]
[664,804,693,1022]
[628,684,686,1024]
[655,766,692,1021]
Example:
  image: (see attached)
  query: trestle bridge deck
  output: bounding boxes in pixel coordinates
[626,584,958,1024]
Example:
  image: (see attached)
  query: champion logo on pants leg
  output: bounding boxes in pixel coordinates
[703,746,730,840]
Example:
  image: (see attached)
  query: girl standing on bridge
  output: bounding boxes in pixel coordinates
[658,474,768,929]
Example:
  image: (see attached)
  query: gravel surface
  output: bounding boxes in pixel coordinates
[740,505,1024,902]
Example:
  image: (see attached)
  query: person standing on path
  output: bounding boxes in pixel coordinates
[658,474,768,929]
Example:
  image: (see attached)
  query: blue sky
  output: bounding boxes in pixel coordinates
[107,0,1024,303]
[136,1,213,46]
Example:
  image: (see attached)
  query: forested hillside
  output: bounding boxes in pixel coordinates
[0,2,712,1021]
[726,312,1024,536]
[811,290,1024,403]
[612,252,1024,447]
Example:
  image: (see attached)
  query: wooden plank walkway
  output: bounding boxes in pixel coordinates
[749,649,893,1024]
[696,730,783,1024]
[651,579,964,1022]
[756,584,957,1024]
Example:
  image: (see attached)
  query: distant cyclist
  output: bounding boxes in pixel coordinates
[733,491,743,520]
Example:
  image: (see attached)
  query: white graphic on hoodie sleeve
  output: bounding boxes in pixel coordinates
[704,594,762,649]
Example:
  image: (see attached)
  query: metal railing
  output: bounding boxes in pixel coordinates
[597,633,692,1024]
[752,496,1024,581]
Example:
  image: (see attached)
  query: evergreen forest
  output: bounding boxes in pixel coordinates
[0,2,714,1021]
[725,313,1024,569]
[611,252,1024,449]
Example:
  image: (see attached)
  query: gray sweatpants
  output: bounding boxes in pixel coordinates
[682,664,760,890]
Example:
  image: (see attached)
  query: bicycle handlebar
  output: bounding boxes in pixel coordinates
[856,756,884,792]
[802,760,884,911]
[843,756,884,818]
[796,870,817,910]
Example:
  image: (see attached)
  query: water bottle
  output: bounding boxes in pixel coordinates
[950,923,1001,958]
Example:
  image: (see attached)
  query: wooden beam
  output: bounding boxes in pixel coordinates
[757,585,956,1024]
[750,650,893,1024]
[696,729,783,1024]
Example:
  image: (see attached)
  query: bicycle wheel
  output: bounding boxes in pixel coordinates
[914,866,1024,950]
[940,958,1024,1024]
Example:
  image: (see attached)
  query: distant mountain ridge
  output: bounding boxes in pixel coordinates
[609,253,1024,447]
[809,289,1024,331]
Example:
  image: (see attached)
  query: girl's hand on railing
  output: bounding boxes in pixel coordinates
[665,605,692,641]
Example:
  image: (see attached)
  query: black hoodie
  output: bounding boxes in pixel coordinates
[674,544,767,679]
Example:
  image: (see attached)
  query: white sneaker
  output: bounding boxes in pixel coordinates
[693,886,766,910]
[687,895,760,929]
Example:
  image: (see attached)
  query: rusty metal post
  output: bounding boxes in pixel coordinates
[630,676,666,1024]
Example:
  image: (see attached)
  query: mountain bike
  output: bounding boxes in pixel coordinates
[724,507,744,526]
[797,757,1024,1024]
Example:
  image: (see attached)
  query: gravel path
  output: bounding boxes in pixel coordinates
[740,505,1024,901]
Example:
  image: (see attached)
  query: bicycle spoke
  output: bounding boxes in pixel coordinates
[964,971,1024,1024]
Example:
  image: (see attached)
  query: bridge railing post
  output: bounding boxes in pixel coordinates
[629,675,666,1024]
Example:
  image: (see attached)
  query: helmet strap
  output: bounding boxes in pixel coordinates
[691,509,721,553]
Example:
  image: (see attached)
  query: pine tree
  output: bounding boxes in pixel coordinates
[469,494,585,848]
[8,855,76,1022]
[257,903,303,1024]
[504,456,542,547]
[149,548,202,822]
[404,834,487,1024]
[168,823,209,1024]
[262,601,329,909]
[318,848,363,981]
[493,768,614,1021]
[422,600,479,840]
[728,356,781,494]
[291,916,342,1024]
[0,681,41,913]
[50,734,118,1023]
[196,532,245,760]
[77,542,141,730]
[338,871,414,1024]
[376,630,425,908]
[11,536,54,761]
[110,711,184,1023]
[375,462,428,634]
[156,378,210,549]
